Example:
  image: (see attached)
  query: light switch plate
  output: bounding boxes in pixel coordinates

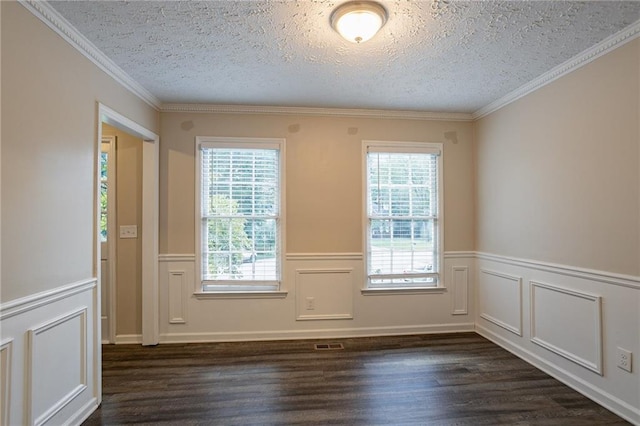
[119,225,138,239]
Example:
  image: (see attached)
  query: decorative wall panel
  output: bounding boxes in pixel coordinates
[530,281,602,374]
[479,268,522,336]
[27,308,88,425]
[451,266,469,315]
[295,268,354,321]
[168,271,187,324]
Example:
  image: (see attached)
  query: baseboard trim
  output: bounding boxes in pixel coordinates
[115,334,143,344]
[160,323,475,343]
[66,397,98,426]
[476,324,640,425]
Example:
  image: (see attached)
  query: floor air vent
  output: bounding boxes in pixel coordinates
[314,343,344,350]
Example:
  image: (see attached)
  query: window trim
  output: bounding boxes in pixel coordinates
[194,136,286,295]
[361,140,444,293]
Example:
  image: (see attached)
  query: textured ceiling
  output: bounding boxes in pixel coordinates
[49,0,640,113]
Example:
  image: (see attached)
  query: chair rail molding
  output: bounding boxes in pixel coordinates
[476,252,640,289]
[159,254,196,263]
[0,278,96,320]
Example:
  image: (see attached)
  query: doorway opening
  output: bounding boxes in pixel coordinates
[97,103,159,347]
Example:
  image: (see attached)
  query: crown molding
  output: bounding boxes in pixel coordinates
[161,103,474,121]
[19,0,162,110]
[473,19,640,120]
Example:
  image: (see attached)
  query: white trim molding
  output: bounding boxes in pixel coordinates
[159,254,196,263]
[114,334,143,345]
[161,252,472,263]
[27,308,88,426]
[0,340,13,426]
[530,281,603,375]
[98,103,160,346]
[286,253,363,261]
[443,251,476,259]
[162,103,473,122]
[193,291,288,300]
[450,266,469,315]
[477,325,639,425]
[478,268,523,336]
[473,19,640,119]
[0,281,99,426]
[476,252,640,290]
[168,271,187,324]
[0,278,97,320]
[159,322,476,344]
[295,268,354,321]
[19,1,161,110]
[361,287,447,296]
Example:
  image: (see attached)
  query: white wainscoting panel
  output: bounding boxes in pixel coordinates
[168,271,187,324]
[0,279,98,426]
[296,268,354,321]
[1,339,13,426]
[27,308,88,426]
[476,252,639,424]
[450,266,469,315]
[159,252,474,342]
[479,268,523,336]
[530,281,603,375]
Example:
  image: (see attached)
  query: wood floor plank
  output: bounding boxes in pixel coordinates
[83,333,629,425]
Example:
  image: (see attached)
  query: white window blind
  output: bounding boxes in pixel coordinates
[365,144,442,288]
[198,141,282,291]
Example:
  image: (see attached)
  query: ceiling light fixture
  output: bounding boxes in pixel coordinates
[330,1,388,44]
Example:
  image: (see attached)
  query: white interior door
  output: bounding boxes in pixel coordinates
[100,137,116,343]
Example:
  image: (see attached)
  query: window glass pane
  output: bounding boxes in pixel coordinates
[369,219,435,275]
[100,212,108,242]
[100,152,108,180]
[367,148,439,288]
[99,154,108,243]
[200,145,280,285]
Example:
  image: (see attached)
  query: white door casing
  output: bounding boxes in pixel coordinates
[98,103,159,346]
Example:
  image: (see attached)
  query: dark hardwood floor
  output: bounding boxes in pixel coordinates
[83,333,629,425]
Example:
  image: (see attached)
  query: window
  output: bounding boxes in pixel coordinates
[196,137,285,294]
[99,149,109,242]
[363,141,443,290]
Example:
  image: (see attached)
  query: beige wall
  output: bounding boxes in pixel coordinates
[159,113,475,255]
[1,2,159,303]
[475,39,640,276]
[102,124,143,336]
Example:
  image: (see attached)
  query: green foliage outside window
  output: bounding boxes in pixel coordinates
[205,195,251,276]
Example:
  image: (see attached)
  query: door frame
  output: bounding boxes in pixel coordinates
[97,103,159,346]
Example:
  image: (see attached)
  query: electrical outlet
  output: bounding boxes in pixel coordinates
[617,347,632,372]
[305,297,315,310]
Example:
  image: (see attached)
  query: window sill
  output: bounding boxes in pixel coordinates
[194,291,288,300]
[361,287,447,296]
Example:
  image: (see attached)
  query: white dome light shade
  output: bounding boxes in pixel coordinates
[331,2,388,43]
